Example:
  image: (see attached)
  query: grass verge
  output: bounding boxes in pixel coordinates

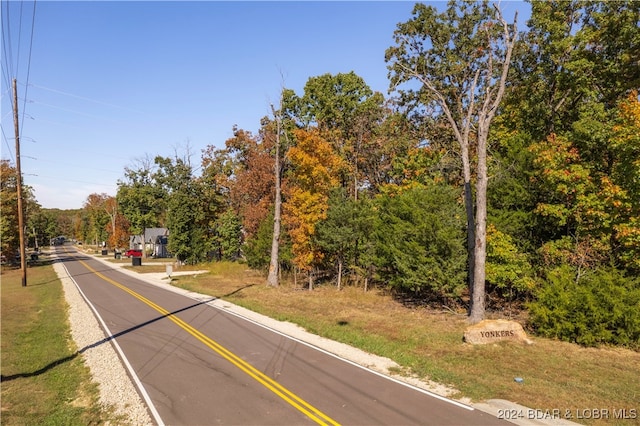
[0,262,122,425]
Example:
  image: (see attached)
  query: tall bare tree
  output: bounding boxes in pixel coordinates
[267,103,283,287]
[386,0,517,323]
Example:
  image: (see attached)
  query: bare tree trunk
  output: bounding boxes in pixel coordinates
[469,128,487,323]
[337,259,343,290]
[389,4,516,324]
[104,198,118,249]
[460,145,476,308]
[364,265,371,292]
[267,105,282,287]
[469,8,517,323]
[401,64,481,316]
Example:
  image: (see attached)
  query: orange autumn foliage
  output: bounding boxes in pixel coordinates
[283,129,345,272]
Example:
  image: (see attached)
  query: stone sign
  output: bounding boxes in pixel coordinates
[463,319,533,345]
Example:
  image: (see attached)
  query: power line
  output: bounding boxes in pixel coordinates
[1,64,11,95]
[0,0,36,130]
[26,156,125,175]
[28,99,121,122]
[1,0,37,137]
[1,124,16,163]
[14,0,22,78]
[27,174,120,189]
[20,0,37,132]
[1,0,14,90]
[25,82,150,116]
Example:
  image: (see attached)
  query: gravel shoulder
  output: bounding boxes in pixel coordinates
[54,258,153,425]
[56,250,577,426]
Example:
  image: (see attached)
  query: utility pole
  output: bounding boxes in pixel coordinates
[13,78,27,287]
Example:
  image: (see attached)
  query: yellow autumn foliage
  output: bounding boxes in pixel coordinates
[284,129,345,271]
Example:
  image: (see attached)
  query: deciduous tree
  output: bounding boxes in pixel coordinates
[83,193,110,247]
[117,156,166,235]
[2,161,40,245]
[510,1,639,140]
[222,127,275,239]
[154,155,206,263]
[289,72,387,199]
[283,129,344,288]
[1,161,21,257]
[610,92,640,271]
[102,196,129,250]
[386,0,517,322]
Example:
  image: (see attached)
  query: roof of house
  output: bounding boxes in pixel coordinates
[143,228,169,241]
[130,228,169,245]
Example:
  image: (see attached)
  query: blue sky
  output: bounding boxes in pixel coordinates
[2,1,528,210]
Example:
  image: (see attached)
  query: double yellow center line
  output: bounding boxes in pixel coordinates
[79,259,340,426]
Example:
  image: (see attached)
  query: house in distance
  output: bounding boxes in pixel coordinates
[130,228,170,258]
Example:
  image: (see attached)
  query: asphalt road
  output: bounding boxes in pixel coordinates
[58,246,509,426]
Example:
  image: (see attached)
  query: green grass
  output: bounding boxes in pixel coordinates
[1,261,123,425]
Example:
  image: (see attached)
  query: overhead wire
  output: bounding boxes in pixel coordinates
[1,125,16,163]
[1,0,16,163]
[20,0,37,132]
[29,99,122,122]
[1,0,14,91]
[1,0,37,163]
[29,173,120,189]
[14,0,22,78]
[27,82,150,116]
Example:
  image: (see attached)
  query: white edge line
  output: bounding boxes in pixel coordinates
[205,300,475,412]
[59,259,165,426]
[85,252,474,413]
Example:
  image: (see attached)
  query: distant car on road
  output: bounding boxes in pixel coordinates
[124,249,142,258]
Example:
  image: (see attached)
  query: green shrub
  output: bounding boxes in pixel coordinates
[213,209,242,261]
[528,265,640,348]
[372,184,467,302]
[245,211,292,271]
[486,224,536,300]
[245,213,276,270]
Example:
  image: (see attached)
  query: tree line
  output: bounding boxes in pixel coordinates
[2,1,638,347]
